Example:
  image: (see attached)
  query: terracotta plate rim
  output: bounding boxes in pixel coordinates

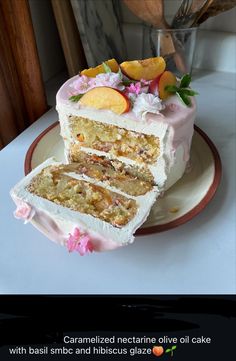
[24,122,222,235]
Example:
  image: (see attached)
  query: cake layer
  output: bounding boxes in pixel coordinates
[27,167,138,227]
[54,152,154,196]
[69,115,160,164]
[11,158,159,252]
[57,91,196,191]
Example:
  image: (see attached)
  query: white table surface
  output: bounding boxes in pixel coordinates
[0,70,235,294]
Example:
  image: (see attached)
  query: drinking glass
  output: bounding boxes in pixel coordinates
[142,27,198,77]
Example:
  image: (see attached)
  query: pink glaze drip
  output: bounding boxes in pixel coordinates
[146,97,196,164]
[32,209,66,244]
[12,196,122,253]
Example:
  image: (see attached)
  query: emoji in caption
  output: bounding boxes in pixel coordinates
[152,346,164,357]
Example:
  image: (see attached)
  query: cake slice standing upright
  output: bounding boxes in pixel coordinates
[56,57,197,191]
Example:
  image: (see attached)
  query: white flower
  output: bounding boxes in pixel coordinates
[132,93,164,120]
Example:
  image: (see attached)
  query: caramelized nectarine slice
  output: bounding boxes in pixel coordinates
[79,87,130,115]
[80,59,119,77]
[120,57,166,81]
[158,71,177,100]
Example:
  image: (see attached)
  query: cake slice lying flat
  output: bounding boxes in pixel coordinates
[10,158,158,254]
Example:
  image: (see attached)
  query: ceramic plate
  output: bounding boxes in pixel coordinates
[25,122,221,235]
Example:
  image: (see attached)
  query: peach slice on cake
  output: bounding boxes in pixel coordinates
[79,87,130,115]
[158,71,177,100]
[120,57,166,81]
[150,70,177,100]
[80,59,119,77]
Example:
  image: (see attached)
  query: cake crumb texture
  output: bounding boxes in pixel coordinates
[69,116,160,164]
[66,151,155,196]
[27,166,138,227]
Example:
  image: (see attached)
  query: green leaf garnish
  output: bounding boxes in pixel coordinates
[122,79,137,86]
[164,73,198,107]
[181,89,199,96]
[165,85,179,93]
[69,94,84,102]
[176,90,191,106]
[102,62,112,73]
[118,67,123,80]
[165,349,171,353]
[172,346,177,350]
[180,73,191,88]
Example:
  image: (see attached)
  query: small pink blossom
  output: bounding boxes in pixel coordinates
[126,82,141,95]
[125,80,151,99]
[69,72,124,97]
[67,227,93,256]
[70,75,93,94]
[14,202,35,224]
[140,79,150,86]
[93,73,124,90]
[76,235,93,256]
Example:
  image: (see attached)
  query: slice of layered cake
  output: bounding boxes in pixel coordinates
[56,57,197,191]
[11,158,158,253]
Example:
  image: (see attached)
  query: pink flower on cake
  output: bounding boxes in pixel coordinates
[125,80,150,97]
[93,73,124,90]
[14,202,35,224]
[70,75,93,94]
[67,227,93,255]
[126,82,141,95]
[70,72,124,97]
[140,79,150,86]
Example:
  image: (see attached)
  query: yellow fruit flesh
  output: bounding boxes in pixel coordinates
[159,71,177,100]
[80,59,119,77]
[120,57,166,81]
[79,87,129,115]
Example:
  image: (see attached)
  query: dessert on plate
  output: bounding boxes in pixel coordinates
[11,57,197,254]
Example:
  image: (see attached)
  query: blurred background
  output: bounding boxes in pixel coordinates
[0,0,235,148]
[32,0,236,80]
